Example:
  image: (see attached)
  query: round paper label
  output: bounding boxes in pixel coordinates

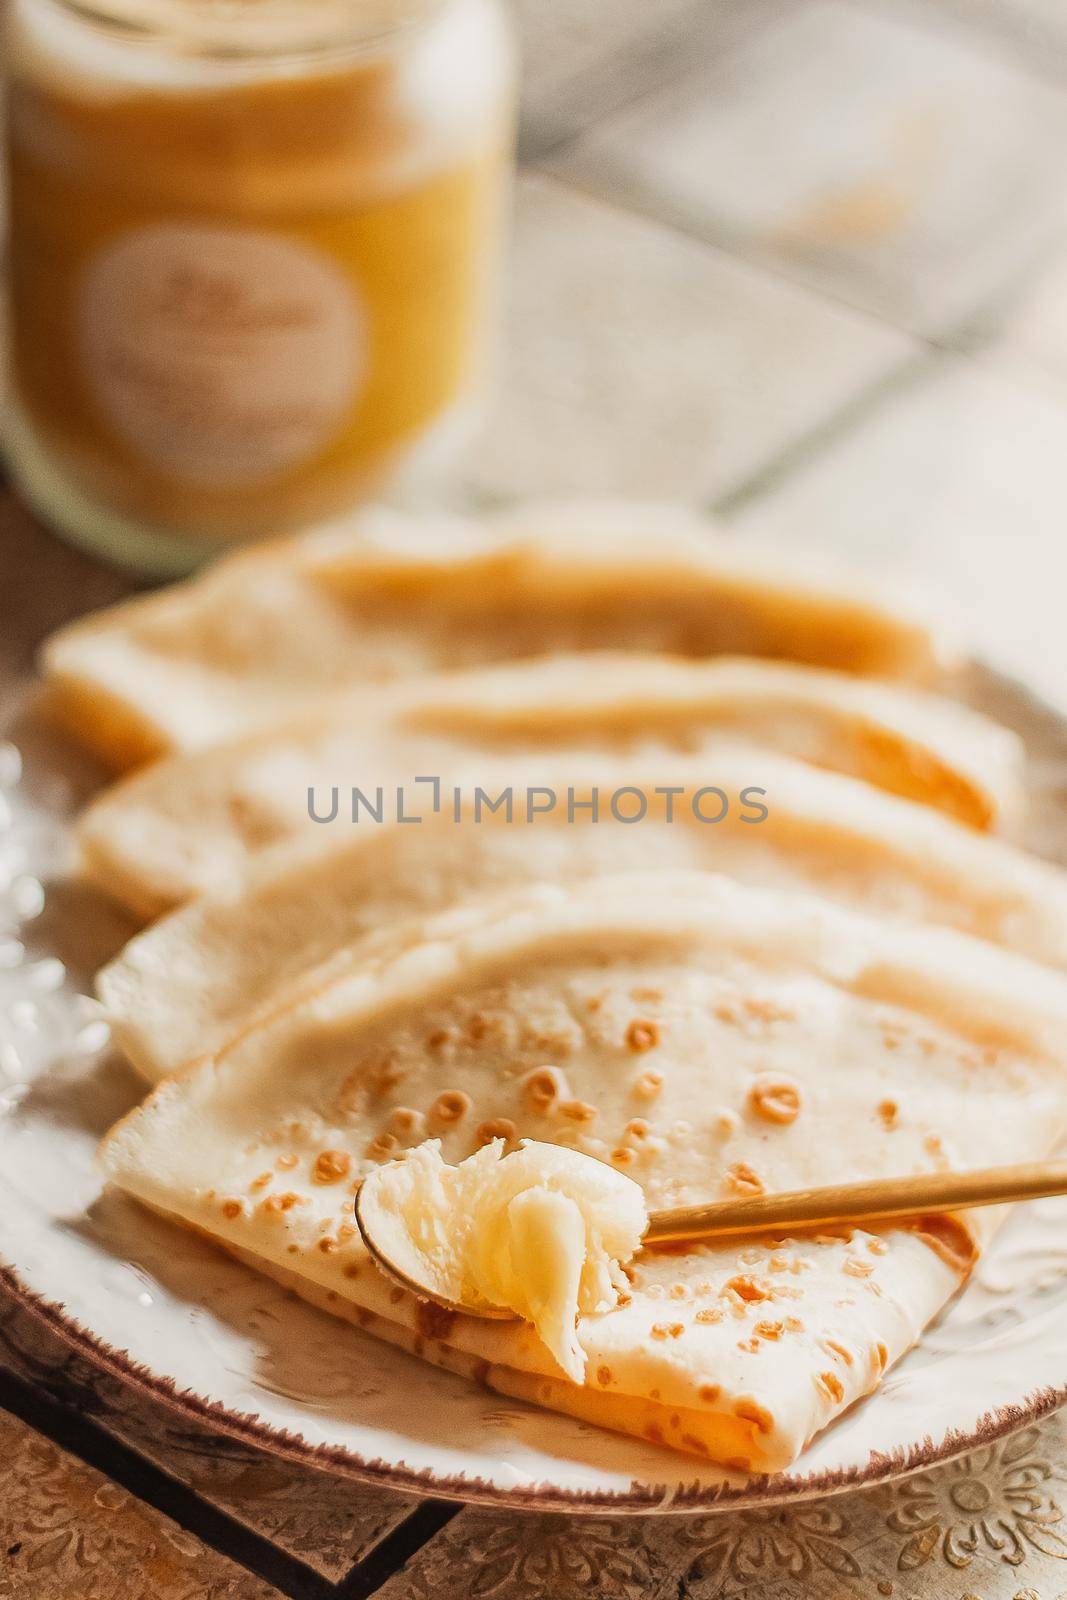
[79,224,361,486]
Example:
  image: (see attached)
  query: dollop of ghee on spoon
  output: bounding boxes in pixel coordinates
[356,1139,648,1382]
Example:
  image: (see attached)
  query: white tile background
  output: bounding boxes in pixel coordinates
[467,175,915,504]
[471,0,1067,704]
[553,1,1067,335]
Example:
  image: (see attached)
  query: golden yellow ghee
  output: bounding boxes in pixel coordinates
[4,0,515,569]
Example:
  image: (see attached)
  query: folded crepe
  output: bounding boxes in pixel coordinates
[99,871,1067,1473]
[75,653,1021,920]
[100,751,1067,1084]
[43,501,954,769]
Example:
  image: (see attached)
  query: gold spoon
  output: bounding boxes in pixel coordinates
[354,1158,1067,1321]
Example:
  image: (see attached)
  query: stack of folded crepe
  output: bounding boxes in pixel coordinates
[43,501,1067,1474]
[75,651,1020,918]
[43,500,955,767]
[100,872,1067,1473]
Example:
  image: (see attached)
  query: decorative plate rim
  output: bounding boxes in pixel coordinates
[5,657,1067,1514]
[4,1259,1065,1514]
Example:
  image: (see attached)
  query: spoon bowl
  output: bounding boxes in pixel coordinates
[353,1179,519,1320]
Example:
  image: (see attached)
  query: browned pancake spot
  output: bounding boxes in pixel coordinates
[415,1301,458,1341]
[626,1019,660,1053]
[748,1076,801,1125]
[312,1149,352,1185]
[735,1400,774,1434]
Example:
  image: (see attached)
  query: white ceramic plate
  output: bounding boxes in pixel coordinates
[2,669,1067,1514]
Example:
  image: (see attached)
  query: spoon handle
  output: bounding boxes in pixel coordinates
[643,1160,1067,1245]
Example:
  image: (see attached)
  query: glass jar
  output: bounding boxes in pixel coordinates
[3,0,516,572]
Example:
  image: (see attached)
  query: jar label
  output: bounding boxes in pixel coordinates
[79,224,362,486]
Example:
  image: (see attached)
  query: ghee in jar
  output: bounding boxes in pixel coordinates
[3,0,516,571]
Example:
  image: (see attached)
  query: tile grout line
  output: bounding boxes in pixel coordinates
[0,1365,333,1600]
[515,1,808,168]
[532,159,952,354]
[516,164,991,520]
[509,170,1067,521]
[522,165,1067,516]
[707,250,1067,522]
[708,345,948,520]
[333,1500,462,1600]
[533,114,1067,388]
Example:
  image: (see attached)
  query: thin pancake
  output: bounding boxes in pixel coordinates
[99,871,1067,1472]
[99,752,1067,1083]
[75,653,1021,920]
[43,501,955,769]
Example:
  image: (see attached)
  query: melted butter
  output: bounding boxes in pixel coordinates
[358,1140,648,1382]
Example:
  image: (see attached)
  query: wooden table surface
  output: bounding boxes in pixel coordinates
[7,1,1067,1594]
